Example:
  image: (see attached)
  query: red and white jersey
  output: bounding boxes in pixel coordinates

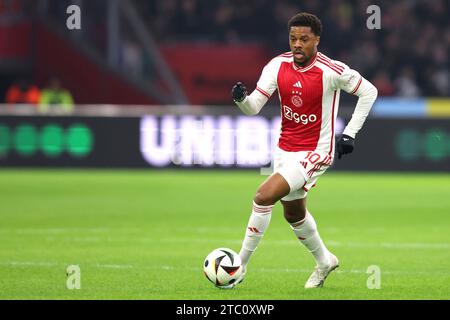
[255,51,363,160]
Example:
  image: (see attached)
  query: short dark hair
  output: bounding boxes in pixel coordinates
[287,13,322,36]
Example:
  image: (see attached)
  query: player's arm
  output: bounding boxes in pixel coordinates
[341,75,378,139]
[231,58,279,116]
[231,83,269,116]
[334,65,378,158]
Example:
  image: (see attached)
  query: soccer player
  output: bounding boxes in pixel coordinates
[229,13,378,289]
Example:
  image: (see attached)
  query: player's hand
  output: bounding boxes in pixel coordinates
[337,134,355,159]
[232,82,247,102]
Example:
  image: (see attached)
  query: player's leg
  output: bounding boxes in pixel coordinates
[238,146,309,270]
[282,193,339,288]
[231,148,307,289]
[221,173,291,289]
[282,197,332,268]
[239,172,290,266]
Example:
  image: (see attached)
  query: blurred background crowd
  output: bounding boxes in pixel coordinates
[143,0,449,97]
[0,0,449,107]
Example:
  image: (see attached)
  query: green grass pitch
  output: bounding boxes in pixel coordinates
[0,169,449,300]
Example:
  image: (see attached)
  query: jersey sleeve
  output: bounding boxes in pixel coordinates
[255,58,280,98]
[330,60,378,138]
[332,62,363,95]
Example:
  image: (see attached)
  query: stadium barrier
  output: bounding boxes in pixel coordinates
[0,104,449,171]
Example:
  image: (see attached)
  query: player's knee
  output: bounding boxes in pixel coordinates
[283,208,306,224]
[253,191,277,206]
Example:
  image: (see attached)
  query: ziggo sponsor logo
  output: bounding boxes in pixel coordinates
[283,105,317,124]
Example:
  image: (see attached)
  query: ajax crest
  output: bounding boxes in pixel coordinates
[291,95,303,107]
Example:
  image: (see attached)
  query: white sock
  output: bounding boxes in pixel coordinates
[239,201,273,266]
[290,211,331,269]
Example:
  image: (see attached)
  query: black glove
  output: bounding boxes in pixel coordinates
[336,134,355,159]
[231,82,247,102]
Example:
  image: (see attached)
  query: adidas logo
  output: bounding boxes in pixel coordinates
[293,81,302,88]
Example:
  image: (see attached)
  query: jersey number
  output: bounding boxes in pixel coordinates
[305,152,321,164]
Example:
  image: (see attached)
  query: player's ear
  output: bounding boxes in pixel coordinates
[315,36,320,46]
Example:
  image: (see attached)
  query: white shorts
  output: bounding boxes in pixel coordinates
[273,146,332,201]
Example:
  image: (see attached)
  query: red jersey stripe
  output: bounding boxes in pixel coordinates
[316,57,343,75]
[317,54,345,72]
[316,56,343,74]
[351,77,363,94]
[318,53,345,72]
[256,87,270,98]
[328,91,337,156]
[317,60,343,75]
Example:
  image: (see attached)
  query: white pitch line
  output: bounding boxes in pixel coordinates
[327,241,450,249]
[0,261,448,276]
[95,264,134,269]
[3,227,448,250]
[0,227,388,235]
[59,237,450,250]
[0,261,59,267]
[0,228,111,235]
[0,228,142,235]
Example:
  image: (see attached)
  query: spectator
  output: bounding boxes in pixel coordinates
[430,68,450,97]
[141,0,449,97]
[395,68,421,98]
[372,70,396,96]
[39,77,74,113]
[120,38,144,77]
[5,79,40,105]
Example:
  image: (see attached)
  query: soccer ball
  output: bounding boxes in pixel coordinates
[203,248,243,288]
